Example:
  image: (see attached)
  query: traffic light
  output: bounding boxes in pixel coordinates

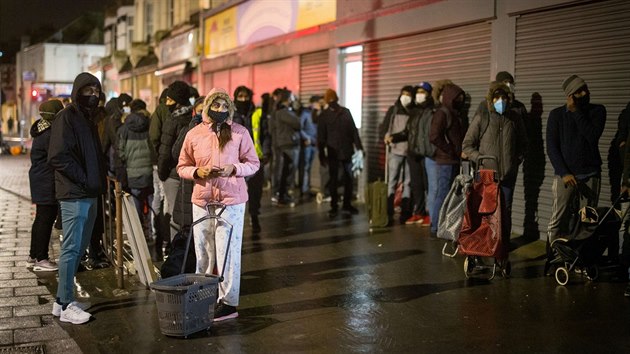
[31,89,38,98]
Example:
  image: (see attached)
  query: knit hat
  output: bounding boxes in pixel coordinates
[167,81,192,106]
[416,82,432,93]
[39,99,64,121]
[324,89,338,103]
[562,75,587,96]
[495,71,514,84]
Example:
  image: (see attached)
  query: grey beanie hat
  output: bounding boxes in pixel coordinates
[562,75,586,96]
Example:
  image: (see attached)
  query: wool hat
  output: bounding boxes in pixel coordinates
[39,99,64,121]
[495,71,515,84]
[324,89,338,103]
[167,80,192,106]
[562,75,587,96]
[416,82,432,93]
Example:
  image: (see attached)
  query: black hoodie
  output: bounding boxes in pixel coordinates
[47,72,106,200]
[29,119,56,204]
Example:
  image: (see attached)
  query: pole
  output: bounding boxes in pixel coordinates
[115,180,125,289]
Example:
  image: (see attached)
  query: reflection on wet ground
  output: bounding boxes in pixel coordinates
[40,197,630,353]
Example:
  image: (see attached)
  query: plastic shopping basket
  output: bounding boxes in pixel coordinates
[150,202,233,337]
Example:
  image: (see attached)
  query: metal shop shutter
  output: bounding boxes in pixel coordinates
[362,21,492,183]
[513,0,630,239]
[299,50,329,105]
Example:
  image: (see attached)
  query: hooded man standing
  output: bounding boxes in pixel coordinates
[546,75,606,243]
[47,72,106,324]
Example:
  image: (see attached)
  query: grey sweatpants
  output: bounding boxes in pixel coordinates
[547,175,600,241]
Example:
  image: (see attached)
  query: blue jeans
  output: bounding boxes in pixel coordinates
[301,145,316,194]
[57,198,97,304]
[431,164,458,233]
[425,158,437,223]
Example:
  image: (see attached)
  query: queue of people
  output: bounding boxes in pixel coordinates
[25,69,630,328]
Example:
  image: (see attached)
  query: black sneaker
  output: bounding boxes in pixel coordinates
[214,302,238,322]
[624,284,630,297]
[251,215,261,234]
[341,206,359,215]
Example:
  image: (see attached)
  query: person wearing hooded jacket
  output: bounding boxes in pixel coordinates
[117,110,155,244]
[428,83,466,236]
[381,85,415,225]
[28,99,64,272]
[232,86,271,233]
[178,87,259,322]
[156,81,194,257]
[462,81,528,238]
[47,72,106,325]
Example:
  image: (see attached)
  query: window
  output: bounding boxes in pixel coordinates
[340,46,363,129]
[145,1,154,42]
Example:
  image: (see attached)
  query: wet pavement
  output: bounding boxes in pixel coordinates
[1,153,630,353]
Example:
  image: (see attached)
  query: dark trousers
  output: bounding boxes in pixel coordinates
[30,204,58,261]
[279,147,299,199]
[408,153,428,215]
[328,149,353,210]
[247,166,265,216]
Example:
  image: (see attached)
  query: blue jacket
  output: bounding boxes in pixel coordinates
[546,103,606,177]
[300,108,317,146]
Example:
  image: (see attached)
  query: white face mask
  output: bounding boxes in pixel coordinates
[415,93,426,104]
[123,106,131,114]
[400,95,412,107]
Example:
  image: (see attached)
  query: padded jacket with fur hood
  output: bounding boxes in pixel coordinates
[429,84,465,165]
[462,82,528,183]
[177,88,260,207]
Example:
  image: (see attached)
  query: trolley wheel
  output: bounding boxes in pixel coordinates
[464,256,475,278]
[316,193,323,204]
[555,266,570,286]
[586,265,599,281]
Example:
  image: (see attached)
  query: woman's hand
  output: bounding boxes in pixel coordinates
[196,166,222,179]
[220,164,235,177]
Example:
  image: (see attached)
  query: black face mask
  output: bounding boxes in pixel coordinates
[574,94,590,109]
[77,95,99,110]
[208,110,229,124]
[234,100,249,113]
[167,103,177,113]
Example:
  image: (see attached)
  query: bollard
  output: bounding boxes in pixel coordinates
[115,180,125,289]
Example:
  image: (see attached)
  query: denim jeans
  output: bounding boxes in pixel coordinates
[301,145,316,194]
[57,198,97,304]
[431,164,458,233]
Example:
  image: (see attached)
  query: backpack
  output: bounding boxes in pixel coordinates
[160,225,196,278]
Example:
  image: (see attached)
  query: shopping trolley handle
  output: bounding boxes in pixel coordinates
[205,201,227,216]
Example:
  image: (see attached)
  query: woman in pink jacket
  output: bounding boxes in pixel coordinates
[177,88,259,322]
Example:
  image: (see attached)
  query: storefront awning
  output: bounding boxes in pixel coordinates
[154,61,190,77]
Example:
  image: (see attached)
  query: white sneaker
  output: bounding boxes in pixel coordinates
[33,259,58,272]
[52,301,92,317]
[60,303,92,324]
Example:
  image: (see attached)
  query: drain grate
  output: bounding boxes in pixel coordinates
[0,345,45,354]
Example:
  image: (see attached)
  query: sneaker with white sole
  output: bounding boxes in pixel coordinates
[213,302,238,322]
[52,301,92,317]
[60,303,92,324]
[33,259,58,272]
[26,257,36,269]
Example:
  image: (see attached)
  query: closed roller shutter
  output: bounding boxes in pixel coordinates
[300,50,329,105]
[362,22,492,183]
[513,0,630,239]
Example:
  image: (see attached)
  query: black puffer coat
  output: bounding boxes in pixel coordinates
[48,73,106,200]
[29,119,56,205]
[157,105,193,181]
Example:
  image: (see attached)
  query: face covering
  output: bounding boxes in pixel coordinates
[167,103,177,113]
[415,93,426,105]
[208,109,229,124]
[574,94,590,109]
[400,95,412,107]
[234,100,249,113]
[494,99,507,114]
[77,95,99,109]
[123,106,131,114]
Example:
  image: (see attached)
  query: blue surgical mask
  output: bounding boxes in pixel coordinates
[494,99,507,114]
